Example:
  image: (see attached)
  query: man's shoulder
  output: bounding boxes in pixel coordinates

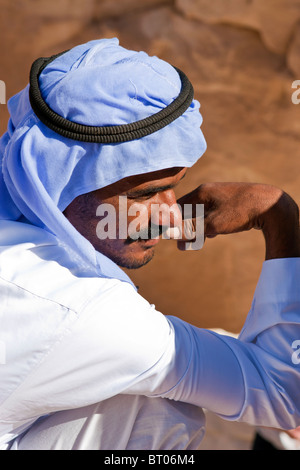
[0,220,136,313]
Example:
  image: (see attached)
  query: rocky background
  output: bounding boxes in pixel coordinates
[1,0,300,333]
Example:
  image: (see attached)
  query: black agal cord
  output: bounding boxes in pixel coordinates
[29,50,194,143]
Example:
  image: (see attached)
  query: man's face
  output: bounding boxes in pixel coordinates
[64,167,186,269]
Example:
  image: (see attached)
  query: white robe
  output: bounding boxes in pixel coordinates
[0,220,299,450]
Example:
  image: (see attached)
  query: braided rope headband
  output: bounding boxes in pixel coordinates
[29,50,194,144]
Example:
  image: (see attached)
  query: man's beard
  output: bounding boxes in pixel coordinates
[117,224,163,269]
[115,244,156,269]
[96,223,163,269]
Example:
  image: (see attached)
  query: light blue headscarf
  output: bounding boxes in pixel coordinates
[0,38,206,281]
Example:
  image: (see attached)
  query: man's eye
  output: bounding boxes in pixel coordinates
[127,192,157,200]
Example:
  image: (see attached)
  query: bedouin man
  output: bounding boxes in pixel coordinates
[0,38,300,450]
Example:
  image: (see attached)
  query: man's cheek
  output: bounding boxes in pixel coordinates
[127,202,150,240]
[95,203,117,240]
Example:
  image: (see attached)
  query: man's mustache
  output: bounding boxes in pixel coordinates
[125,223,166,244]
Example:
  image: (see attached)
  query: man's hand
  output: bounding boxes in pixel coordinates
[177,182,300,260]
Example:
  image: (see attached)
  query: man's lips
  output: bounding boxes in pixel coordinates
[139,237,160,247]
[125,224,163,245]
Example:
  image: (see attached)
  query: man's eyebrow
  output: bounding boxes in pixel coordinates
[126,184,176,197]
[126,173,186,197]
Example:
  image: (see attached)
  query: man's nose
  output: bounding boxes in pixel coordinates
[150,190,182,231]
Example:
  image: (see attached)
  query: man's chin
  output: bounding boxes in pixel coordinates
[116,247,155,270]
[95,239,158,270]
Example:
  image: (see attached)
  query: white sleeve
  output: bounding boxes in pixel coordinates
[3,259,300,432]
[154,258,300,430]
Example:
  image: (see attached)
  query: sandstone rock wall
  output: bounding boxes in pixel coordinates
[1,0,300,331]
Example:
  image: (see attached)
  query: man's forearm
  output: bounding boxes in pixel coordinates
[176,182,300,260]
[261,191,300,260]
